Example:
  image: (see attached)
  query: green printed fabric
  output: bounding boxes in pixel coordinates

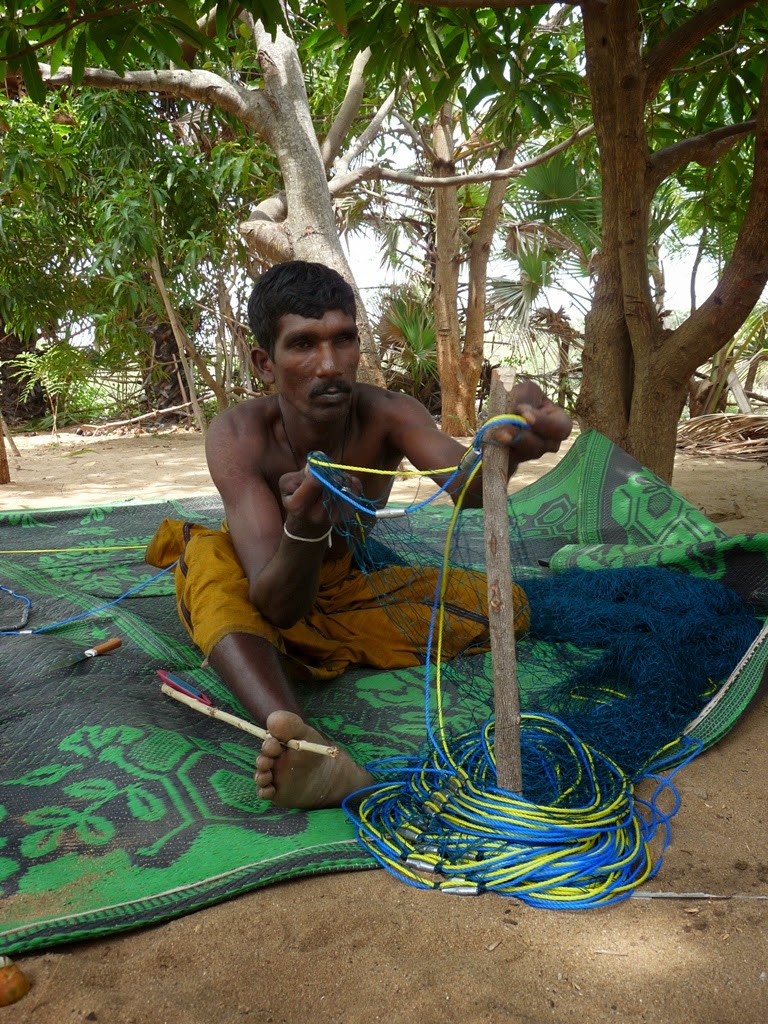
[1,432,766,954]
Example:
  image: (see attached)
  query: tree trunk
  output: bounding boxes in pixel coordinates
[0,322,47,425]
[430,112,516,436]
[578,1,663,464]
[0,426,10,485]
[577,0,768,482]
[432,105,475,435]
[237,25,384,387]
[143,324,186,416]
[462,147,519,429]
[42,29,385,389]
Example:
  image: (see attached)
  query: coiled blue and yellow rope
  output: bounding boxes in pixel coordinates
[309,416,697,906]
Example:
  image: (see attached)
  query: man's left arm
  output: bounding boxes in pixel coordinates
[389,382,572,506]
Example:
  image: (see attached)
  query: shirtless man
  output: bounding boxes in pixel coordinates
[148,261,571,810]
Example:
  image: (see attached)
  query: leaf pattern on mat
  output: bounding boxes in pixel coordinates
[1,511,54,528]
[2,720,310,886]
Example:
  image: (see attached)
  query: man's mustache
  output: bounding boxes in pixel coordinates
[310,382,352,398]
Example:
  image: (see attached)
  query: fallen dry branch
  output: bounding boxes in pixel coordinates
[81,399,208,432]
[677,414,768,460]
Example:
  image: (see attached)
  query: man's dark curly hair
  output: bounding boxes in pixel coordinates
[247,261,357,357]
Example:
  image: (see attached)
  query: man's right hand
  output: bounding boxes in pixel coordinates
[280,469,332,538]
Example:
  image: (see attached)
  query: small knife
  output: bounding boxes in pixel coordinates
[52,637,122,669]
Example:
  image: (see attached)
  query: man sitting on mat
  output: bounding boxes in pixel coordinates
[146,260,571,810]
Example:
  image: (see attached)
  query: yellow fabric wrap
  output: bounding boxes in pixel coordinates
[145,518,530,681]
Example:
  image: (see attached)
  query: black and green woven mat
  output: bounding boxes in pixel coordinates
[1,431,766,954]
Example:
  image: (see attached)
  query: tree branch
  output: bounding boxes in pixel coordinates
[663,60,768,375]
[646,119,757,196]
[474,147,518,257]
[332,83,399,177]
[320,48,372,170]
[178,4,243,67]
[464,146,518,374]
[329,124,593,195]
[643,0,758,104]
[149,253,209,432]
[39,64,267,131]
[3,0,159,62]
[395,112,434,161]
[239,219,295,262]
[247,193,289,224]
[411,0,575,8]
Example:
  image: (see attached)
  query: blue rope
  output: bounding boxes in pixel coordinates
[0,564,175,635]
[0,584,31,629]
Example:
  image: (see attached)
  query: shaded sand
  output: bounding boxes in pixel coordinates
[1,426,767,1024]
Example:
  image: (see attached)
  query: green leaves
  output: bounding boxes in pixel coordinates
[0,1,267,93]
[324,0,348,36]
[376,285,438,400]
[69,31,87,81]
[17,43,46,101]
[0,85,259,418]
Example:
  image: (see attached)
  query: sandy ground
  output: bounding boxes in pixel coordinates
[1,426,767,1024]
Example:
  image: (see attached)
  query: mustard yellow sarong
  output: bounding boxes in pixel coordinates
[146,519,529,681]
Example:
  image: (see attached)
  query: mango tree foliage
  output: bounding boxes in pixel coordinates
[0,96,91,338]
[7,3,767,478]
[309,0,768,472]
[307,5,593,433]
[319,0,768,463]
[1,2,397,382]
[2,2,597,410]
[1,1,284,98]
[575,0,768,479]
[0,88,267,422]
[2,3,591,429]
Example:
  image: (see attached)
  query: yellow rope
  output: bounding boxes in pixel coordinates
[309,457,461,477]
[0,545,147,554]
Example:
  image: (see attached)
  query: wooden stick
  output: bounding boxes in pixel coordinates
[161,684,339,758]
[482,367,523,794]
[82,398,210,431]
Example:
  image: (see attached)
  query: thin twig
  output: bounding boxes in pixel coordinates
[161,684,339,758]
[677,413,768,459]
[82,399,211,431]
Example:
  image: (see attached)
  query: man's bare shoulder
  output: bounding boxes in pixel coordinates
[351,384,450,474]
[204,398,279,489]
[206,397,275,446]
[354,383,436,422]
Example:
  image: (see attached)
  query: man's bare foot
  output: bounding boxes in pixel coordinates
[255,710,373,809]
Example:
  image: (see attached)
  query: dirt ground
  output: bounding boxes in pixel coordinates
[1,426,767,1024]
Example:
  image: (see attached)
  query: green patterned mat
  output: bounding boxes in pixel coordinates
[1,431,766,953]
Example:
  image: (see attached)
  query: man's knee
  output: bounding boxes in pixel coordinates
[171,529,277,656]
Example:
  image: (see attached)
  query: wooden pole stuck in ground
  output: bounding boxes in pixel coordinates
[482,367,523,794]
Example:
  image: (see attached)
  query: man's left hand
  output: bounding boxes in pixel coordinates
[489,381,572,463]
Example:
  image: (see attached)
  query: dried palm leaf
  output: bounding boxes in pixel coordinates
[677,414,768,459]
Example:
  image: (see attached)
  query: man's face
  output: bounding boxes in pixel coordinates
[253,310,360,419]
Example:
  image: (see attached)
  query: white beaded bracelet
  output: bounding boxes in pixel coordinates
[283,523,334,547]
